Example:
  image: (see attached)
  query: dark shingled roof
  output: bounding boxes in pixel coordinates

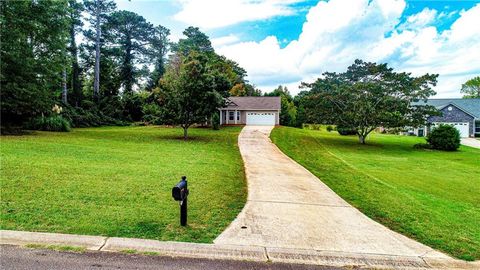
[223,96,281,110]
[414,98,480,118]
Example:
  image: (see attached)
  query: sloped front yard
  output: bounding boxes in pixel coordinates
[271,127,480,261]
[1,126,246,243]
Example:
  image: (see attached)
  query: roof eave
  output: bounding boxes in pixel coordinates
[438,103,478,118]
[221,108,281,111]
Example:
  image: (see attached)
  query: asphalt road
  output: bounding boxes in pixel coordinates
[0,245,344,270]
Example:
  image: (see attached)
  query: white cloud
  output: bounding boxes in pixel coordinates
[446,5,480,42]
[173,0,302,29]
[211,34,240,47]
[215,0,480,97]
[398,8,437,30]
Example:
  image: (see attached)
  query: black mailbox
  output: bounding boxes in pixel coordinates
[172,176,188,201]
[172,176,189,226]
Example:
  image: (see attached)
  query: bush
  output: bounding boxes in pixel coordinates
[99,96,124,120]
[337,125,357,135]
[142,103,162,125]
[27,115,71,132]
[123,93,144,121]
[304,124,321,130]
[427,124,461,151]
[212,112,220,130]
[62,105,127,128]
[326,125,333,132]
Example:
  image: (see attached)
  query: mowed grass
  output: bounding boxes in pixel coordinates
[1,126,246,243]
[271,127,480,260]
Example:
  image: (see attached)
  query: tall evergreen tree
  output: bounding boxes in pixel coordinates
[146,25,170,90]
[67,0,84,106]
[173,26,214,55]
[1,0,70,129]
[84,0,116,101]
[105,10,152,94]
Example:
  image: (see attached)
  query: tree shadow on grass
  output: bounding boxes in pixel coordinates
[318,134,416,152]
[1,129,40,136]
[155,134,215,143]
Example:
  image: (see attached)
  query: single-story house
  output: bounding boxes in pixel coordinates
[412,98,480,138]
[219,96,281,126]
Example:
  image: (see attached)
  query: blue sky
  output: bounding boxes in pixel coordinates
[116,0,480,97]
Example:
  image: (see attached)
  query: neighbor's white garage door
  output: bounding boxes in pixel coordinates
[433,122,469,138]
[246,112,275,126]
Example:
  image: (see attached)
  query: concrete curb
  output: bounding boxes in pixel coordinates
[1,230,478,270]
[102,237,267,262]
[0,230,106,250]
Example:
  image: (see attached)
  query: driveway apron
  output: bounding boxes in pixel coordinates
[214,126,449,259]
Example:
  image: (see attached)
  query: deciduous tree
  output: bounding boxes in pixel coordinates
[461,76,480,99]
[157,51,230,139]
[265,86,297,126]
[300,60,439,144]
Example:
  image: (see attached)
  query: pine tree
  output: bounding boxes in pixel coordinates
[1,0,70,129]
[84,0,116,101]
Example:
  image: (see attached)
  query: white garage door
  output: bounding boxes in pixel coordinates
[433,122,469,138]
[246,112,275,126]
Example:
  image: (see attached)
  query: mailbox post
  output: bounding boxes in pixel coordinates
[172,176,189,226]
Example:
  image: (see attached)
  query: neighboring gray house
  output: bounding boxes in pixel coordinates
[219,96,281,126]
[412,99,480,138]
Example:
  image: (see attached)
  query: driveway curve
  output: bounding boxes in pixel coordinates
[215,126,449,259]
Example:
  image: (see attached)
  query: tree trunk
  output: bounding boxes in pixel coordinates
[93,3,101,101]
[69,19,81,106]
[183,127,188,140]
[123,37,133,93]
[62,68,67,104]
[358,134,366,144]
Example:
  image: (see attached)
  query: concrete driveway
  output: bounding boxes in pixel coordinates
[215,125,449,259]
[461,138,480,149]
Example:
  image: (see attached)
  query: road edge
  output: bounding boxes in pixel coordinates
[2,230,479,270]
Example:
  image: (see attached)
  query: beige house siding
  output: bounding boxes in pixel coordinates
[220,110,280,125]
[220,96,281,125]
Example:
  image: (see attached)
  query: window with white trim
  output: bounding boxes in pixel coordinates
[229,111,234,121]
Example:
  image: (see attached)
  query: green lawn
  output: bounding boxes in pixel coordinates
[271,127,480,261]
[1,126,246,243]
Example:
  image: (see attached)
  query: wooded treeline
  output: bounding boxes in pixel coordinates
[1,0,441,141]
[0,0,260,133]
